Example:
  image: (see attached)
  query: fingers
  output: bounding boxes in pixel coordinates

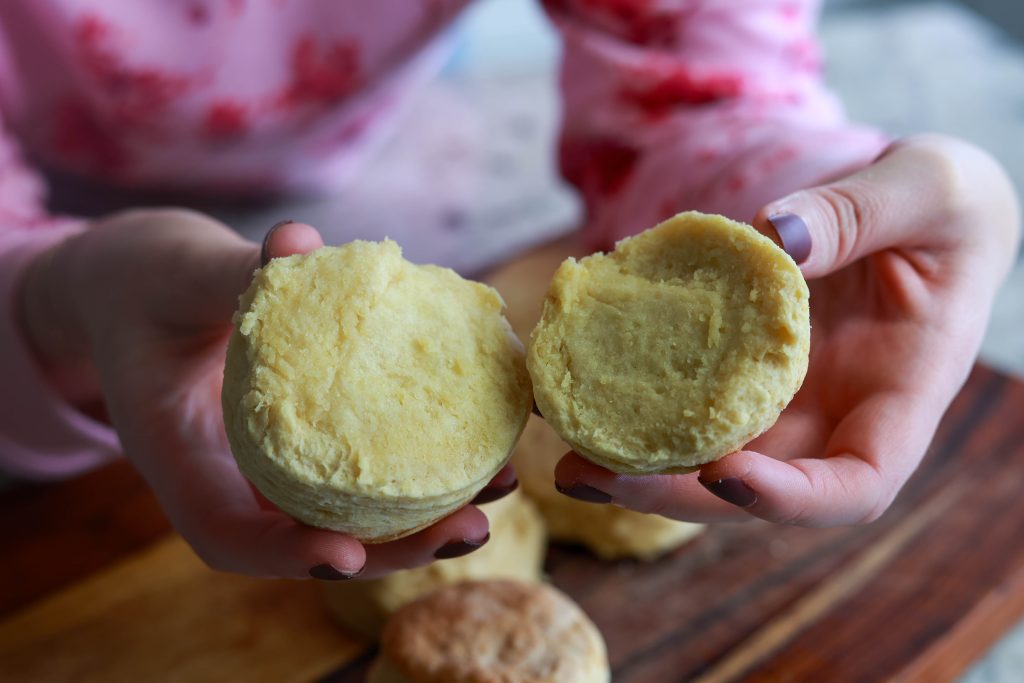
[553,452,750,523]
[470,463,519,505]
[754,134,1017,279]
[260,220,324,266]
[194,506,367,580]
[359,505,491,580]
[698,391,938,526]
[177,467,492,579]
[195,219,323,324]
[697,452,886,527]
[202,504,490,582]
[234,219,320,300]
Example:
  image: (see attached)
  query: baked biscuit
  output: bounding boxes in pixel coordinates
[528,212,810,474]
[222,240,532,542]
[323,490,547,637]
[369,580,609,683]
[515,415,703,560]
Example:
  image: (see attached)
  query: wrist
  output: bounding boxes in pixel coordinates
[17,233,102,409]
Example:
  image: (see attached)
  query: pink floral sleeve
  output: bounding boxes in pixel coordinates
[0,114,121,480]
[542,0,889,249]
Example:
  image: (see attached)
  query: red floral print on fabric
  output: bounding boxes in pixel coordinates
[560,137,641,199]
[589,0,678,46]
[278,36,361,108]
[74,14,194,128]
[187,3,210,26]
[778,2,802,21]
[544,0,679,46]
[785,38,822,73]
[53,99,128,173]
[757,145,801,174]
[658,198,679,220]
[203,101,249,139]
[622,67,743,118]
[696,148,719,164]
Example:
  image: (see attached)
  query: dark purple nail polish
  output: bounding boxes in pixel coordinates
[699,477,758,508]
[435,533,490,560]
[309,564,362,581]
[768,213,812,265]
[470,479,519,505]
[555,482,612,504]
[261,219,296,266]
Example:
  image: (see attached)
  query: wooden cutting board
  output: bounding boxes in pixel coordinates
[2,240,1023,683]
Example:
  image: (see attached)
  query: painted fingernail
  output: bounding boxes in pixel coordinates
[699,477,758,507]
[261,219,296,266]
[470,479,519,505]
[767,213,812,264]
[309,564,363,581]
[555,482,612,504]
[435,533,490,560]
[532,402,543,417]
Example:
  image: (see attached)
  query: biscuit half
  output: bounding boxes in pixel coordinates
[527,212,810,474]
[222,240,533,542]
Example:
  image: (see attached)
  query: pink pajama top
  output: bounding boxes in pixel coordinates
[0,0,887,479]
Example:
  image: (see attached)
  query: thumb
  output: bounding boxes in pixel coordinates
[259,219,324,268]
[753,136,964,279]
[222,220,324,317]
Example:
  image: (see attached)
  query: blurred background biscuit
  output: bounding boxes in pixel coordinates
[323,490,546,638]
[369,579,609,683]
[514,415,704,561]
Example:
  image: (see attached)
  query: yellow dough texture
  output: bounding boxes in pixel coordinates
[222,240,533,542]
[514,415,703,560]
[323,491,547,638]
[527,212,810,474]
[368,580,609,683]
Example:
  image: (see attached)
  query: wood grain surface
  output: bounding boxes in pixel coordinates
[1,366,1021,683]
[1,236,1022,682]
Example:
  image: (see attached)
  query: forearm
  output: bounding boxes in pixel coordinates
[0,229,119,479]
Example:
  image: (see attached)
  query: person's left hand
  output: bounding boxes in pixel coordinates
[23,210,514,579]
[552,134,1020,526]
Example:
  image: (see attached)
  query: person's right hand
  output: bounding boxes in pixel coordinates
[553,134,1021,527]
[20,209,514,580]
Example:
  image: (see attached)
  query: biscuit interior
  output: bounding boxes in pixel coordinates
[528,212,810,474]
[222,240,532,541]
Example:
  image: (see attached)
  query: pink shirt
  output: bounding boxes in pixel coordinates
[0,0,887,479]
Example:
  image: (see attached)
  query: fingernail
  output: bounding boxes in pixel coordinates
[555,482,612,504]
[435,533,490,560]
[309,564,363,581]
[261,219,296,266]
[767,213,811,264]
[698,476,758,507]
[532,402,543,417]
[470,479,519,505]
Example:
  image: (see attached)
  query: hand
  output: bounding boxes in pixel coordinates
[554,134,1021,526]
[22,209,513,578]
